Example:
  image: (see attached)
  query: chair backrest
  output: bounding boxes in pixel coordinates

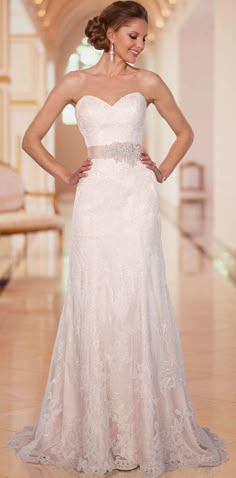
[0,161,25,212]
[179,160,205,191]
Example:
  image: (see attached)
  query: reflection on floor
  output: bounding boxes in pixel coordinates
[0,197,235,478]
[163,200,236,283]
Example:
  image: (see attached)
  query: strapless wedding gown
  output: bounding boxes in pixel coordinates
[8,92,227,477]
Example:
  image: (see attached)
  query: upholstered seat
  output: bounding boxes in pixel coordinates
[0,211,64,233]
[179,190,206,199]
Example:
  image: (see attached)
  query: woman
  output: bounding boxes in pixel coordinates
[8,1,227,476]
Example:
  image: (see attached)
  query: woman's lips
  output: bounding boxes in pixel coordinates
[129,49,139,56]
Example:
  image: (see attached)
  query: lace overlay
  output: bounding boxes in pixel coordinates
[8,92,228,476]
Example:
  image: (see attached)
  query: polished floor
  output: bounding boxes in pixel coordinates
[0,197,235,478]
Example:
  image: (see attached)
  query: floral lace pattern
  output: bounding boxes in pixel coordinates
[8,93,228,476]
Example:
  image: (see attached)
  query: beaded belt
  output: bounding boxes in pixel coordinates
[87,141,142,167]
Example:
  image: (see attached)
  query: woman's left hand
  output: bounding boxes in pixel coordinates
[140,152,164,183]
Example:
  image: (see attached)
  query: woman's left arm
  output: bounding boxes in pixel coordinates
[147,72,194,180]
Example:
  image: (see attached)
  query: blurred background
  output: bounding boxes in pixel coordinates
[0,0,235,286]
[0,3,236,476]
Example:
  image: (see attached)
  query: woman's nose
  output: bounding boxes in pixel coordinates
[136,40,144,50]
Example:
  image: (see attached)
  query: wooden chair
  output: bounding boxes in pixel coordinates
[0,161,64,252]
[179,160,207,220]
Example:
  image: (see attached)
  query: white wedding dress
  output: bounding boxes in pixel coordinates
[8,92,227,477]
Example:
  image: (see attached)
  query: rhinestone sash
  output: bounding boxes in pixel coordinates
[87,141,142,167]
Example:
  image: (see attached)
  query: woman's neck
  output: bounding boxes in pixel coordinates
[93,51,130,77]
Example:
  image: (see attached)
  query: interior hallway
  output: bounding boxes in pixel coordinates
[0,200,235,478]
[1,0,236,476]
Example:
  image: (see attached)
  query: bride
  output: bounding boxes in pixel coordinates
[8,1,227,476]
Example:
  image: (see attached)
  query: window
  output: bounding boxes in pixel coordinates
[62,37,103,125]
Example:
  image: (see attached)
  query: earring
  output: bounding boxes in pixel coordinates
[109,42,115,63]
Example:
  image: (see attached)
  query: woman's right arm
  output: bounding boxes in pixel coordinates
[22,72,87,185]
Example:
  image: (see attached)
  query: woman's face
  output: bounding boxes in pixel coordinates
[108,18,148,63]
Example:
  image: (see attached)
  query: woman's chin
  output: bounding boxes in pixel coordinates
[127,54,137,64]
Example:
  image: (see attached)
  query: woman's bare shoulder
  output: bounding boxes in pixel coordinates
[56,70,89,104]
[137,68,163,87]
[136,68,172,102]
[59,70,85,89]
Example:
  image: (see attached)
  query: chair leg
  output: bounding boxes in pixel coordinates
[178,202,183,225]
[23,233,28,254]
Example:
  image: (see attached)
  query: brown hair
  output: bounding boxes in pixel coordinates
[85,1,148,52]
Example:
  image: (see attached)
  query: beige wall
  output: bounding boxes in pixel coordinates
[179,0,214,212]
[147,0,214,211]
[0,0,10,164]
[150,21,180,207]
[156,0,236,251]
[213,0,236,250]
[10,34,51,190]
[10,0,54,192]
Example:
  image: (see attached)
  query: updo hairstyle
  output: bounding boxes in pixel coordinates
[85,1,148,52]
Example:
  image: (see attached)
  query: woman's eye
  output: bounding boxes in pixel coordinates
[129,34,146,43]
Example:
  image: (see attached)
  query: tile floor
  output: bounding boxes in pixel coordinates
[0,199,235,478]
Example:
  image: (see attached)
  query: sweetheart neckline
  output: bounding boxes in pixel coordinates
[74,91,148,110]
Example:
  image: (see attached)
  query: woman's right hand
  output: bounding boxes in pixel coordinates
[64,158,93,185]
